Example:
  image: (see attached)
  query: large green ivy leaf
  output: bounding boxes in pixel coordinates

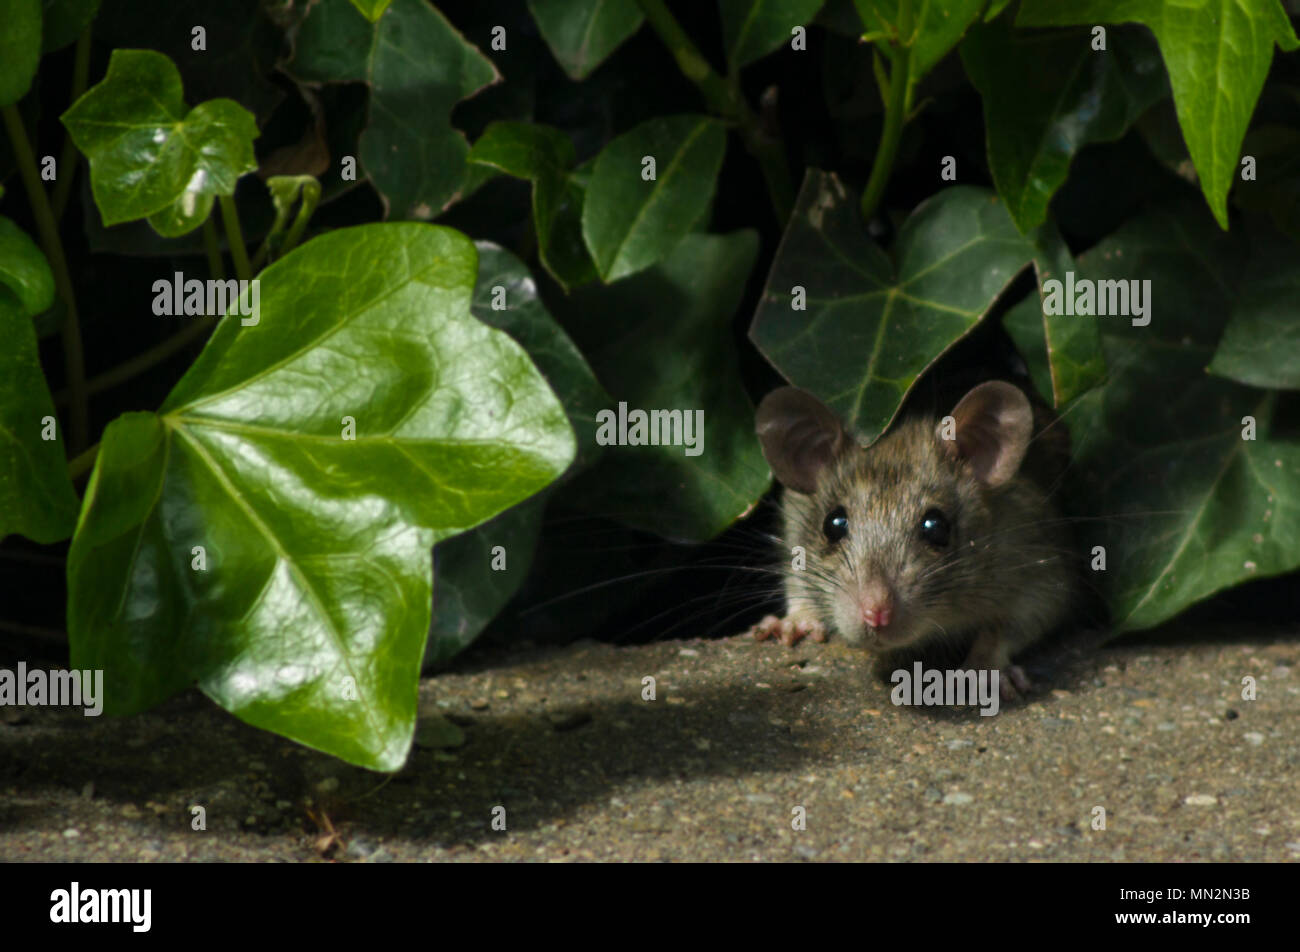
[426,241,611,665]
[468,122,597,289]
[553,230,771,542]
[1016,0,1300,230]
[287,0,499,220]
[67,224,575,771]
[0,0,41,107]
[720,0,827,70]
[582,114,727,282]
[1064,202,1300,631]
[750,172,1036,440]
[961,19,1168,233]
[0,217,79,543]
[527,0,644,80]
[42,0,99,52]
[60,49,258,227]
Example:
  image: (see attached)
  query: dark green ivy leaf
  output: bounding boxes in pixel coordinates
[527,0,644,81]
[0,0,41,107]
[719,0,827,70]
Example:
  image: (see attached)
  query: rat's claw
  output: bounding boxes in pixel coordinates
[748,614,784,641]
[999,665,1032,701]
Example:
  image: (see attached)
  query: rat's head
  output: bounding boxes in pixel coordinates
[757,381,1035,649]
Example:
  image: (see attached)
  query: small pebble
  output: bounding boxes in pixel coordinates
[62,828,80,839]
[1243,732,1265,746]
[945,739,974,750]
[1184,794,1218,807]
[943,792,974,806]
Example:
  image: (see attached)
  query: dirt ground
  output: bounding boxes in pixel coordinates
[2,626,1297,862]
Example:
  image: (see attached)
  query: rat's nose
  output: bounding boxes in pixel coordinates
[858,580,894,629]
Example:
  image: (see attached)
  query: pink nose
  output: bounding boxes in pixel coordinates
[861,603,893,628]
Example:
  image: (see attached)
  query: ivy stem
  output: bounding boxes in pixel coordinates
[634,0,794,222]
[51,26,94,222]
[859,0,915,224]
[202,215,226,280]
[3,103,89,453]
[67,441,99,482]
[54,316,218,406]
[218,194,251,281]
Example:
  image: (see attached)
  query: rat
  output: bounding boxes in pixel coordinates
[747,380,1077,700]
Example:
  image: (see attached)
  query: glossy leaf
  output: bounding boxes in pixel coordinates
[0,0,41,107]
[720,0,827,70]
[426,241,608,664]
[1064,203,1300,631]
[287,0,499,220]
[527,0,644,80]
[961,19,1168,233]
[42,0,99,52]
[582,114,727,282]
[468,121,597,289]
[67,224,575,770]
[750,172,1036,440]
[554,231,771,542]
[61,49,258,227]
[1016,0,1300,230]
[0,217,79,543]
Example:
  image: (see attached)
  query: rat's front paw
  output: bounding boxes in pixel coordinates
[748,613,826,646]
[997,664,1032,701]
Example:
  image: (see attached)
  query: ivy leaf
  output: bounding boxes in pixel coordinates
[287,0,499,220]
[1207,224,1300,389]
[750,171,1035,440]
[857,0,984,82]
[961,19,1168,233]
[0,216,79,543]
[0,0,41,107]
[426,241,610,664]
[1001,221,1106,407]
[348,0,392,22]
[719,0,827,70]
[42,0,99,53]
[468,121,597,289]
[1064,203,1300,631]
[1016,0,1300,230]
[67,224,575,771]
[61,49,258,227]
[553,231,771,542]
[527,0,644,80]
[582,114,727,282]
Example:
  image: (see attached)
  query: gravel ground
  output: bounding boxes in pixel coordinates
[2,627,1297,862]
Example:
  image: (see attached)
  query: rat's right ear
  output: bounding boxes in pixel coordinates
[756,387,849,494]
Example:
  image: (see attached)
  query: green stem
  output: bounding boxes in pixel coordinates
[202,215,226,281]
[3,104,89,453]
[279,183,320,258]
[55,316,218,406]
[219,194,251,281]
[67,441,99,482]
[51,26,93,222]
[859,0,914,224]
[634,0,793,222]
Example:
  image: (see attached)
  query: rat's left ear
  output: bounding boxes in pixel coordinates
[943,381,1033,487]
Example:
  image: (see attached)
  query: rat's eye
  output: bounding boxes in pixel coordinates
[919,508,951,547]
[822,505,849,543]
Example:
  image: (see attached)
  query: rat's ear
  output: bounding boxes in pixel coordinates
[944,381,1033,487]
[756,387,850,494]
